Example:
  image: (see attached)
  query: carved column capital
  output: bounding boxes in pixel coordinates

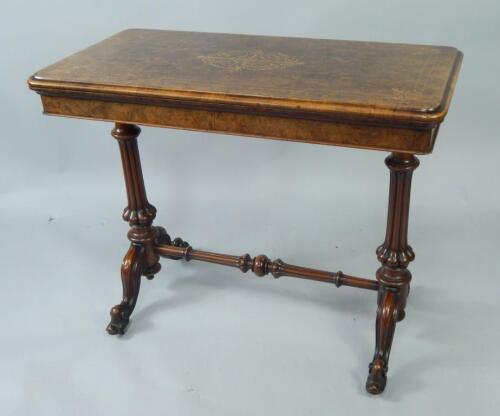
[384,152,420,172]
[111,123,141,141]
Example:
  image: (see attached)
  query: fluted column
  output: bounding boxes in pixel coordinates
[366,152,419,394]
[106,123,163,335]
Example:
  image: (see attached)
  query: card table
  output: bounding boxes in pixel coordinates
[28,29,462,394]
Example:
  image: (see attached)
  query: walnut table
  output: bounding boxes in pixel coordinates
[28,29,462,394]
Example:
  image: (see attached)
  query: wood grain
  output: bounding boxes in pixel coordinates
[40,95,439,154]
[154,242,380,291]
[366,152,419,394]
[28,29,462,153]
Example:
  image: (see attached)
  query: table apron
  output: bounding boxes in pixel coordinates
[40,95,437,154]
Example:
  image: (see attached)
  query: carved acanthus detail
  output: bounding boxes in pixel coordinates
[376,245,415,268]
[122,205,157,226]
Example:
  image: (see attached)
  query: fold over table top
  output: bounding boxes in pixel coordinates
[28,29,462,154]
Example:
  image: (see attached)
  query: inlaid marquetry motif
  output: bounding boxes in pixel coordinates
[197,48,303,72]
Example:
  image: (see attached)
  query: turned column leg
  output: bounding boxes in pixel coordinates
[366,152,419,394]
[106,123,166,335]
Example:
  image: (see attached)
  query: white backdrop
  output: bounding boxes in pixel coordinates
[1,1,499,415]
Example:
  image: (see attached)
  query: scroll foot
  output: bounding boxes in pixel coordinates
[107,245,145,335]
[366,359,387,395]
[366,289,399,394]
[106,305,130,335]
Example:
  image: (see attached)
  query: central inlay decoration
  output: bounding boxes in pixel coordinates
[197,48,303,72]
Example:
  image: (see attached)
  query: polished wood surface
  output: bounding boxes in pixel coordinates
[155,242,380,291]
[367,152,419,394]
[106,123,163,335]
[29,29,462,153]
[39,94,441,153]
[27,30,462,394]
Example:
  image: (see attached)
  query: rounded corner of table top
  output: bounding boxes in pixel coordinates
[27,74,40,90]
[27,73,54,94]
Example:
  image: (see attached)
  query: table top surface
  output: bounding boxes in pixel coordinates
[29,29,462,127]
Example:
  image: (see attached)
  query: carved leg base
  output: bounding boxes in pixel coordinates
[107,245,145,335]
[106,307,131,335]
[366,359,387,395]
[366,288,399,394]
[107,225,191,334]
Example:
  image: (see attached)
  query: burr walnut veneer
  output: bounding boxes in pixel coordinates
[28,29,462,395]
